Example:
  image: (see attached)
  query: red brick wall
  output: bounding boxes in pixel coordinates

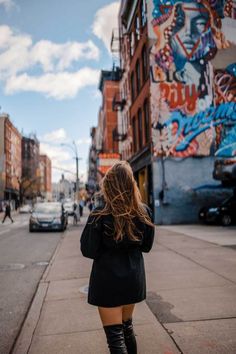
[102,81,119,153]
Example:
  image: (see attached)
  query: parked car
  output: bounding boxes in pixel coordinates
[199,196,236,226]
[213,158,236,185]
[19,204,32,213]
[29,202,68,232]
[63,202,75,216]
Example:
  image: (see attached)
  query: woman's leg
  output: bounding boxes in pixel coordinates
[122,305,137,354]
[122,304,135,322]
[98,307,127,354]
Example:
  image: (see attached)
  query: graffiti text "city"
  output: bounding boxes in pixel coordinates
[160,82,199,113]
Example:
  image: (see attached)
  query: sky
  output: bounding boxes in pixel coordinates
[0,0,120,182]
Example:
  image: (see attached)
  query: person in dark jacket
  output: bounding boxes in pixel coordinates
[2,202,14,223]
[80,161,155,354]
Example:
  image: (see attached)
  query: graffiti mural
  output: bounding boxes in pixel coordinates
[151,0,236,157]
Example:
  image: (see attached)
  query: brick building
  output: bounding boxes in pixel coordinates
[89,0,236,224]
[118,0,152,206]
[39,155,52,201]
[96,69,121,178]
[0,113,22,206]
[21,135,40,202]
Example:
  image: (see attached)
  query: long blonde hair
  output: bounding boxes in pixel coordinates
[92,161,153,241]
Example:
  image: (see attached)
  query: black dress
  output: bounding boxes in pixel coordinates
[80,206,155,308]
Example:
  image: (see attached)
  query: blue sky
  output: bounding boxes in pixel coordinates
[0,0,120,182]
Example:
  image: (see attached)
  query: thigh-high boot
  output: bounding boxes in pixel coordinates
[123,319,137,354]
[103,324,128,354]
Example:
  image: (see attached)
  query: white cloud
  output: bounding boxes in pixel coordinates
[0,0,15,10]
[40,142,85,182]
[41,128,68,143]
[0,25,100,99]
[0,26,100,77]
[31,39,99,72]
[92,2,120,53]
[5,67,100,99]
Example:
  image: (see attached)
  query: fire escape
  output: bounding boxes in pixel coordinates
[111,28,127,143]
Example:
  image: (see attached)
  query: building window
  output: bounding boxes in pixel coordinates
[144,99,150,144]
[131,71,135,102]
[136,60,141,94]
[130,31,135,56]
[132,117,137,153]
[142,45,148,82]
[141,0,147,27]
[138,109,143,149]
[135,14,140,42]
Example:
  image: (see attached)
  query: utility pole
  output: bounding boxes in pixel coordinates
[61,141,82,201]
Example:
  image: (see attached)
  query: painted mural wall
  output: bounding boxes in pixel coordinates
[149,0,236,159]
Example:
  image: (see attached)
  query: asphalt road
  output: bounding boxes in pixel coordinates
[0,212,66,354]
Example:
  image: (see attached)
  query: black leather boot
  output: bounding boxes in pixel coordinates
[103,324,128,354]
[123,318,137,354]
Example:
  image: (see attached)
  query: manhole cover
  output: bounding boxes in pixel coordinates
[79,285,89,295]
[0,263,26,270]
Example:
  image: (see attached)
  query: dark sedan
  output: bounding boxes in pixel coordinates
[29,202,68,232]
[199,196,236,226]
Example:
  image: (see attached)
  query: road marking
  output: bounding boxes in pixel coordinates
[0,229,10,235]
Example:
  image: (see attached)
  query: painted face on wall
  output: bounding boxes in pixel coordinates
[170,2,210,62]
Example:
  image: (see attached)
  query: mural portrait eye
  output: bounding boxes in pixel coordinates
[174,6,185,33]
[194,18,208,35]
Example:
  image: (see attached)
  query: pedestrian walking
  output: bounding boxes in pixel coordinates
[79,199,84,217]
[2,202,14,223]
[80,161,155,354]
[72,202,80,225]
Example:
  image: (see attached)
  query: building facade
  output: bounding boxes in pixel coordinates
[96,69,121,179]
[148,0,236,223]
[39,155,52,201]
[119,0,153,206]
[89,0,236,224]
[21,135,40,202]
[0,113,22,206]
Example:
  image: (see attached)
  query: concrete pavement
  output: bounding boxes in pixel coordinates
[12,213,236,354]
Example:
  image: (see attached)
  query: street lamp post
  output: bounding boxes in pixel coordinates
[61,141,82,200]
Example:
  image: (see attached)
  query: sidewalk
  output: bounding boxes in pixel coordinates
[12,213,236,354]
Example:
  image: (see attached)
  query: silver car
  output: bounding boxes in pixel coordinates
[29,202,68,232]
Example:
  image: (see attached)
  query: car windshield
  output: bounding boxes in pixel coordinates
[34,204,61,214]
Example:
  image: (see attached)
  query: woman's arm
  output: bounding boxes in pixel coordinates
[80,214,102,259]
[140,206,155,253]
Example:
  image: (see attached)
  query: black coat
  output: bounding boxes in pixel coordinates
[80,206,155,307]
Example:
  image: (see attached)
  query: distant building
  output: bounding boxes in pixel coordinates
[58,174,74,201]
[39,155,52,201]
[21,135,40,202]
[0,113,22,206]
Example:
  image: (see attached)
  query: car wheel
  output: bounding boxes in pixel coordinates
[29,226,33,233]
[221,214,232,226]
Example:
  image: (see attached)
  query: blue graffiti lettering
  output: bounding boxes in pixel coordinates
[163,103,236,151]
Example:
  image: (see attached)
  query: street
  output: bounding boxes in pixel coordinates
[0,212,69,354]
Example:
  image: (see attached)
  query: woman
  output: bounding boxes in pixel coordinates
[80,161,155,354]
